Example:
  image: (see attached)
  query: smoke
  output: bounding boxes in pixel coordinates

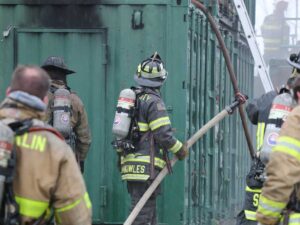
[20,3,102,28]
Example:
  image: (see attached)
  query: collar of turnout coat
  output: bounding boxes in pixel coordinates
[0,97,46,121]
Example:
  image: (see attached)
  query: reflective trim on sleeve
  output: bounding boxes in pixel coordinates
[121,174,150,180]
[56,199,81,213]
[169,140,183,154]
[149,117,171,131]
[280,212,300,223]
[272,136,300,161]
[84,192,92,209]
[138,122,149,132]
[244,210,257,221]
[245,186,262,193]
[257,195,286,219]
[15,196,49,219]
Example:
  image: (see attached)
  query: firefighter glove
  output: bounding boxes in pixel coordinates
[175,143,188,160]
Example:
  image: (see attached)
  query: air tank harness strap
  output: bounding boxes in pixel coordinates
[267,118,284,128]
[1,119,34,225]
[52,106,72,113]
[116,107,135,117]
[29,127,64,140]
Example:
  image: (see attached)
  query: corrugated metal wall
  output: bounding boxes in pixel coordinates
[0,0,255,224]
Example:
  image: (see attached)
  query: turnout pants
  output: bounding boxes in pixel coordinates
[127,181,161,225]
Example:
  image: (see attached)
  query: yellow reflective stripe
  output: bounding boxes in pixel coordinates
[55,192,92,221]
[273,136,300,161]
[257,195,286,218]
[256,123,261,149]
[84,192,92,209]
[244,210,257,221]
[56,192,92,213]
[138,122,149,132]
[245,186,262,193]
[273,146,300,162]
[281,212,300,223]
[169,140,183,154]
[256,122,265,150]
[15,196,49,218]
[122,174,150,180]
[143,65,159,73]
[56,198,81,213]
[149,117,171,131]
[121,154,166,168]
[278,136,300,148]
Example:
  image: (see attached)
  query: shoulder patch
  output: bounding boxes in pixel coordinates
[156,102,166,111]
[139,94,151,102]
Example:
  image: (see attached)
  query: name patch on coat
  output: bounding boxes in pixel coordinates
[15,133,47,152]
[121,165,146,174]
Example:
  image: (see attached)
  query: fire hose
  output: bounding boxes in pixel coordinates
[192,0,255,159]
[124,99,243,225]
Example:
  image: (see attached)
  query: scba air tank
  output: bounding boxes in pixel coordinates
[112,89,136,140]
[260,93,294,165]
[0,121,14,211]
[53,88,72,138]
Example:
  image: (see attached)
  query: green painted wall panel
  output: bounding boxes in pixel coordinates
[0,0,256,224]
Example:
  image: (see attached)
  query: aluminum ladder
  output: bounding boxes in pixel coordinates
[233,0,274,92]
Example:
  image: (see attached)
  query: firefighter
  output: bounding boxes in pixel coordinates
[41,56,91,173]
[256,54,300,225]
[119,53,188,224]
[236,53,300,225]
[236,89,277,225]
[261,0,289,66]
[256,77,300,225]
[0,65,92,224]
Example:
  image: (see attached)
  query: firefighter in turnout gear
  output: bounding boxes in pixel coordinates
[0,65,92,224]
[236,91,277,225]
[115,53,188,225]
[41,56,91,173]
[237,54,300,224]
[256,54,300,225]
[256,78,300,225]
[261,0,289,66]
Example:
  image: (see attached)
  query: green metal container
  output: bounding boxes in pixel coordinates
[0,0,255,224]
